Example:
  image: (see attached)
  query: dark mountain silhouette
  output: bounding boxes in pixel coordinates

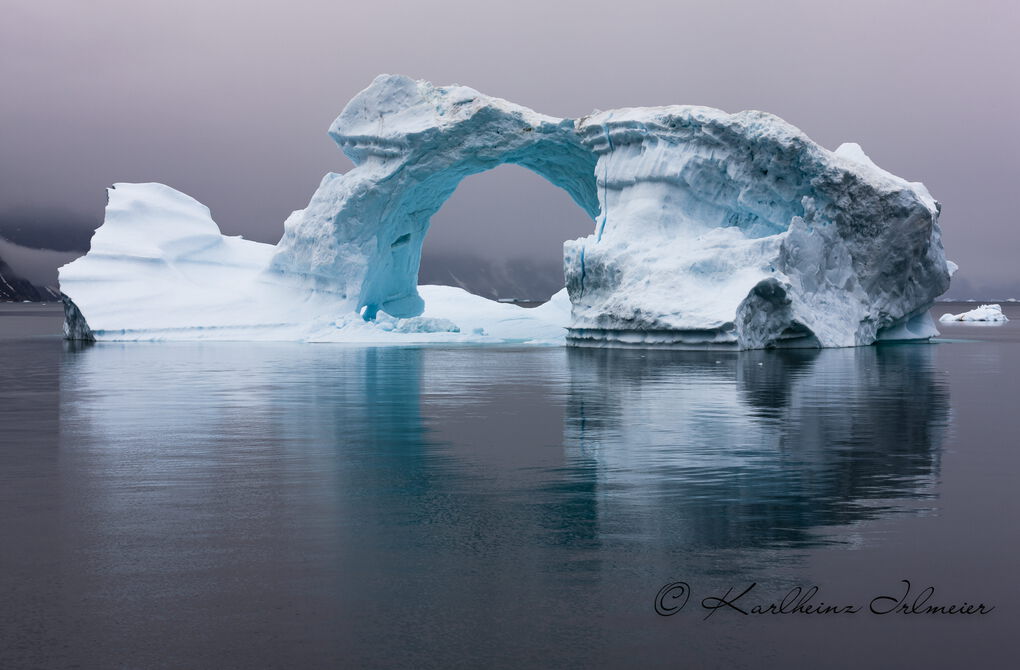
[0,253,59,302]
[418,252,564,301]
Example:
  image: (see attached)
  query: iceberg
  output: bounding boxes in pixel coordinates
[59,75,954,348]
[939,304,1009,323]
[564,122,951,348]
[57,184,569,343]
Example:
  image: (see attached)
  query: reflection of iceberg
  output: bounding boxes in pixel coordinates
[61,340,948,555]
[562,345,950,547]
[60,75,952,348]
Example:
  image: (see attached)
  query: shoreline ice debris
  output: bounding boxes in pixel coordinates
[59,75,954,348]
[939,304,1009,323]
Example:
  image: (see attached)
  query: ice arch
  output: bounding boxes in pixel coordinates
[59,74,953,348]
[270,74,599,319]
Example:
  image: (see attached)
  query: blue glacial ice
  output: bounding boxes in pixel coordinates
[59,75,954,348]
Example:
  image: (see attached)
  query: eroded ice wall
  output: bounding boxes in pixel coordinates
[565,108,952,348]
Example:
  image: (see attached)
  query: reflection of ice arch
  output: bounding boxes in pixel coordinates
[562,345,950,548]
[60,340,950,566]
[270,75,599,319]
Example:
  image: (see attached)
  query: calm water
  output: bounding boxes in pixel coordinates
[1,302,1017,668]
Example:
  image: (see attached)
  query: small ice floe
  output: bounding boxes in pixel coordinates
[939,304,1009,323]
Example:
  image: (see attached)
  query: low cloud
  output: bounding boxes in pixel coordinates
[0,236,82,286]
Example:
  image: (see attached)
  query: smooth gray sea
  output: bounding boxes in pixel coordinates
[1,301,1017,668]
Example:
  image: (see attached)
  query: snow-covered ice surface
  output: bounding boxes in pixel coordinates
[59,183,569,344]
[59,76,953,348]
[939,304,1009,323]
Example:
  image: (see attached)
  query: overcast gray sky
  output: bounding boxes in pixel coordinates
[2,0,1017,295]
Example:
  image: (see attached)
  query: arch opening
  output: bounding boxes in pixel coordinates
[356,145,600,320]
[418,164,598,303]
